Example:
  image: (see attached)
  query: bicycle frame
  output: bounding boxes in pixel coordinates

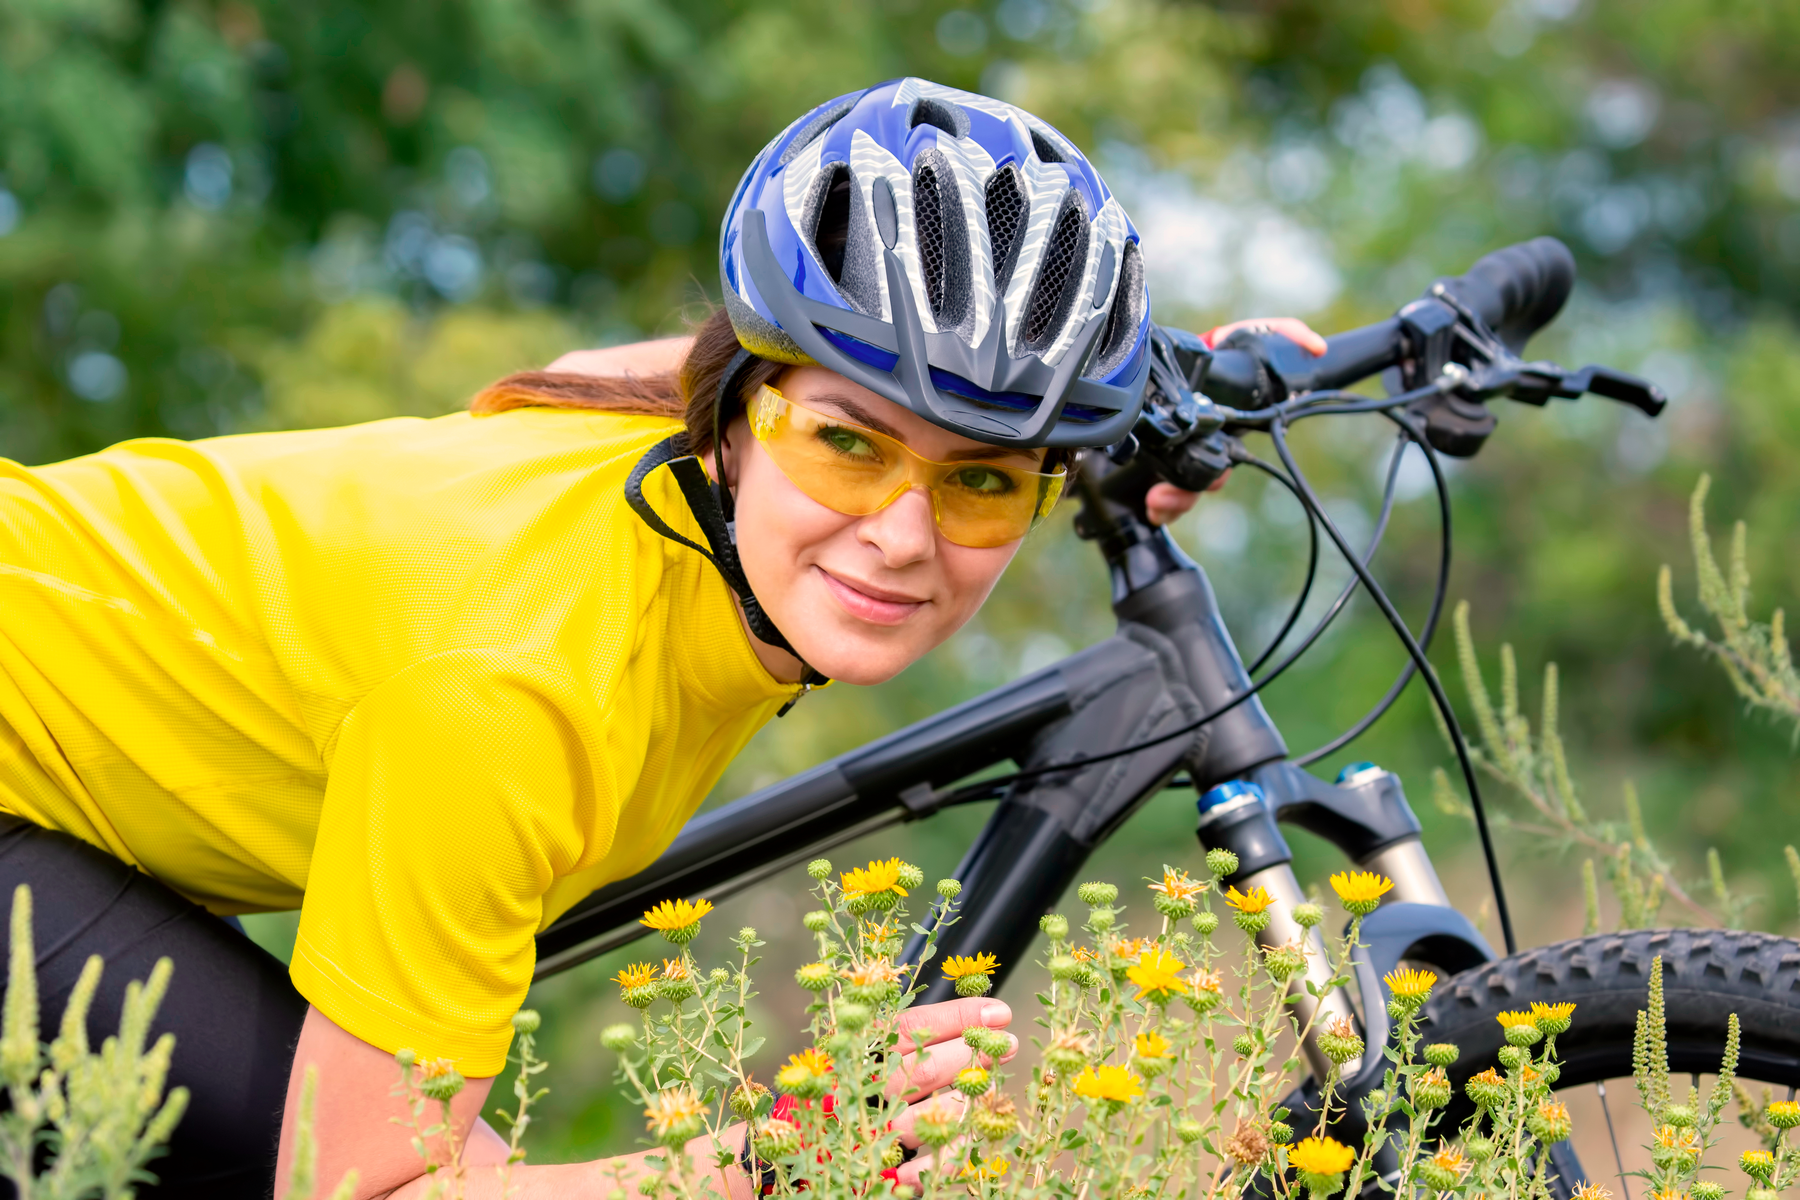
[534,466,1494,1086]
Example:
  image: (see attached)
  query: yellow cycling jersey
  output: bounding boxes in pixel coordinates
[0,408,794,1073]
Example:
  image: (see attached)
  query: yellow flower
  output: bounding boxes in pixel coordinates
[1329,871,1394,907]
[1187,967,1224,994]
[788,1047,833,1075]
[840,857,909,900]
[614,962,658,991]
[960,1156,1010,1181]
[1655,1125,1701,1154]
[1530,1001,1576,1023]
[1384,967,1436,999]
[1135,1031,1171,1059]
[1288,1136,1356,1177]
[1108,936,1152,961]
[1072,946,1100,963]
[841,958,902,987]
[861,919,899,942]
[1495,1010,1537,1029]
[417,1056,457,1081]
[661,957,689,979]
[1571,1184,1614,1200]
[1150,868,1207,902]
[1771,1100,1800,1127]
[643,1086,706,1141]
[942,952,1001,981]
[640,897,714,931]
[1127,948,1189,1002]
[1427,1145,1470,1179]
[1072,1064,1145,1104]
[1225,885,1275,914]
[1742,1150,1776,1179]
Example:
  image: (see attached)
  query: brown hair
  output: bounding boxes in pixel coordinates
[468,307,783,457]
[470,306,1071,473]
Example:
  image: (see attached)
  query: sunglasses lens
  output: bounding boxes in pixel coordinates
[748,386,1063,548]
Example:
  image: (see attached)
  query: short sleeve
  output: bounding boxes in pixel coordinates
[290,651,618,1075]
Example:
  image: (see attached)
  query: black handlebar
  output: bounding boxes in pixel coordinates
[1436,235,1576,354]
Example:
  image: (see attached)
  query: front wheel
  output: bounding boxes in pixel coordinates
[1416,927,1800,1194]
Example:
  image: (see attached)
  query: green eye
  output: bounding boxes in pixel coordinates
[950,466,1016,495]
[818,426,882,461]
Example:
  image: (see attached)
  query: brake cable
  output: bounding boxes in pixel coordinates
[1269,416,1516,954]
[1234,456,1320,676]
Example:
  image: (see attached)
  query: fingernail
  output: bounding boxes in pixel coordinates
[981,1002,1009,1025]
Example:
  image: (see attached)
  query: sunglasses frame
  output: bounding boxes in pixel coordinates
[744,384,1066,548]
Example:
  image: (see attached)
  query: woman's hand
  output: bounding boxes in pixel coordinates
[1143,316,1327,526]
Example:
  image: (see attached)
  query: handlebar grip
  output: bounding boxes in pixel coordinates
[1435,236,1575,354]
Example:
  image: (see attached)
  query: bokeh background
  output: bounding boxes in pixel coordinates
[5,0,1799,1165]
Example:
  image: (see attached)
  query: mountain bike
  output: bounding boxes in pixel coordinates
[535,237,1800,1195]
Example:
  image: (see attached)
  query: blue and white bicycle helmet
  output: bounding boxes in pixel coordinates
[719,78,1152,450]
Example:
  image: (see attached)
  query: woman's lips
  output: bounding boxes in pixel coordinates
[818,568,925,625]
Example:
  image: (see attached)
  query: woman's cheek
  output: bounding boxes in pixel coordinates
[934,541,1020,633]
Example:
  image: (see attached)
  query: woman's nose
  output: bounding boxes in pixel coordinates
[856,487,938,566]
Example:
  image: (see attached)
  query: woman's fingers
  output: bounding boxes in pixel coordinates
[1203,317,1328,357]
[885,1029,1019,1101]
[1145,482,1201,526]
[892,997,1010,1051]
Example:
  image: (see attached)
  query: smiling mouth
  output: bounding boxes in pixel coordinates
[817,568,926,626]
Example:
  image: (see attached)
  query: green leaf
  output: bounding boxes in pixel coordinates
[742,1036,765,1058]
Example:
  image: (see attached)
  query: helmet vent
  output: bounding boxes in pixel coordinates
[1089,239,1145,380]
[913,164,947,317]
[813,164,853,282]
[1030,128,1067,164]
[984,167,1028,291]
[910,97,969,139]
[780,98,856,166]
[1022,194,1089,352]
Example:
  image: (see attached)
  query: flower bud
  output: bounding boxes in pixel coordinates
[755,1118,802,1157]
[1154,893,1197,920]
[802,910,831,932]
[1526,1099,1572,1144]
[1497,1045,1529,1069]
[420,1065,466,1102]
[395,1048,418,1069]
[1193,911,1221,936]
[1293,903,1324,929]
[1410,1067,1452,1110]
[882,1139,906,1169]
[896,862,925,890]
[1749,1190,1782,1200]
[737,926,758,943]
[512,1009,541,1035]
[937,878,962,899]
[1504,1022,1543,1047]
[658,974,695,1003]
[1464,1071,1506,1108]
[1464,1137,1495,1163]
[1268,1121,1294,1144]
[972,1093,1018,1141]
[915,1103,960,1147]
[963,1026,1009,1058]
[807,858,833,880]
[955,972,993,998]
[835,1002,872,1033]
[624,985,658,1009]
[1048,954,1081,981]
[730,1080,772,1120]
[1664,1104,1695,1128]
[1692,1183,1725,1200]
[1176,1118,1206,1144]
[795,961,836,991]
[1039,913,1070,941]
[1262,943,1307,982]
[1234,910,1272,935]
[1077,881,1119,906]
[1205,848,1239,877]
[1423,1043,1459,1068]
[1233,1033,1256,1057]
[1087,907,1116,933]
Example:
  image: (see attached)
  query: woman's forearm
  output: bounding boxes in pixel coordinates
[382,1141,752,1199]
[545,336,694,380]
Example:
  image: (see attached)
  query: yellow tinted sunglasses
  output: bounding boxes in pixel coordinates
[745,385,1065,549]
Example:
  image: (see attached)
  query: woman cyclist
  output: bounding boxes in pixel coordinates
[0,79,1321,1198]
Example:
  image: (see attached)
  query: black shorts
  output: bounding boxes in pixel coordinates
[0,812,307,1199]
